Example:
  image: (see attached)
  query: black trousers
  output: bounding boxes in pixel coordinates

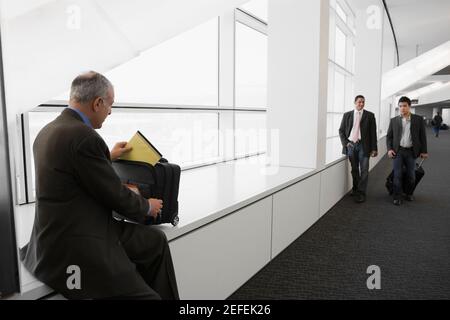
[101,222,180,300]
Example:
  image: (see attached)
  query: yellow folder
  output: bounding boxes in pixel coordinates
[119,131,162,166]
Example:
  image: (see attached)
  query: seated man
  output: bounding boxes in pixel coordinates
[20,71,179,300]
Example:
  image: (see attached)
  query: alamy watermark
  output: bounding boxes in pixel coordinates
[366,265,381,290]
[66,5,81,30]
[66,265,81,290]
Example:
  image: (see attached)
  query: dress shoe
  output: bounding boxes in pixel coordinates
[393,199,402,206]
[355,194,366,203]
[405,195,415,201]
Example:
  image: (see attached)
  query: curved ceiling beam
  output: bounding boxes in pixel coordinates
[382,0,399,66]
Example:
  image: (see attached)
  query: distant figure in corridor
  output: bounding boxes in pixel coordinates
[339,95,378,203]
[432,112,443,137]
[387,96,428,206]
[20,71,179,300]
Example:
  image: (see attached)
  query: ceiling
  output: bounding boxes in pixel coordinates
[386,0,450,52]
[386,0,450,100]
[434,66,450,75]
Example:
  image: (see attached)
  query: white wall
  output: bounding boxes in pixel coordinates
[442,109,450,125]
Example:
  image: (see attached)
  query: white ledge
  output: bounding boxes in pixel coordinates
[13,155,316,297]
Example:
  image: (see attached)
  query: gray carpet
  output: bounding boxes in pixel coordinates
[229,128,450,300]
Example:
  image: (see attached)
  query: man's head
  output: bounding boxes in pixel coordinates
[398,96,411,117]
[69,71,114,129]
[354,95,365,111]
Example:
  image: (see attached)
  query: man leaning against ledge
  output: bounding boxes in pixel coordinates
[20,71,179,300]
[387,96,428,206]
[339,95,378,204]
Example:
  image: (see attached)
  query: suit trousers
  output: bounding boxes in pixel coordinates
[347,142,369,195]
[393,147,416,199]
[100,221,180,300]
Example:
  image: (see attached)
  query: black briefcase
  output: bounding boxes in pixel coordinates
[112,158,181,226]
[385,159,425,195]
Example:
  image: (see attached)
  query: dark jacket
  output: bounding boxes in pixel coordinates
[386,114,427,158]
[20,108,152,299]
[338,109,378,156]
[432,115,443,127]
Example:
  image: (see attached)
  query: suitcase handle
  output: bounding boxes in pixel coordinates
[417,158,425,168]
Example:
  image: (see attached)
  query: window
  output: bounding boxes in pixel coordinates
[334,27,347,68]
[235,22,268,109]
[98,111,220,166]
[26,108,220,198]
[54,18,219,106]
[335,3,347,23]
[234,111,267,158]
[22,9,269,204]
[326,0,355,164]
[333,70,346,112]
[27,110,61,198]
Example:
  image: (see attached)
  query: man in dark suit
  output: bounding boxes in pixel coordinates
[339,95,378,203]
[20,71,179,299]
[387,96,428,206]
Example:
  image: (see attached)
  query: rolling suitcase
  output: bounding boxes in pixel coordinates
[385,159,425,195]
[112,158,180,226]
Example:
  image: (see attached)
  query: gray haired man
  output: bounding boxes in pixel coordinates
[21,71,179,300]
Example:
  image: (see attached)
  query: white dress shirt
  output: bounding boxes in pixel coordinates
[349,109,364,142]
[400,114,413,148]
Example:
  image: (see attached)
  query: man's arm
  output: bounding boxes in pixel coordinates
[73,133,150,224]
[370,113,378,153]
[419,117,428,154]
[339,113,349,147]
[386,118,394,151]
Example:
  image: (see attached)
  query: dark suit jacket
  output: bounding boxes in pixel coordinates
[386,114,427,158]
[20,108,153,299]
[338,109,378,156]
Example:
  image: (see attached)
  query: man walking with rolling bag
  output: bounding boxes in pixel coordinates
[386,96,428,206]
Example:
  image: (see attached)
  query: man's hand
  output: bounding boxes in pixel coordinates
[110,141,132,161]
[420,153,429,159]
[148,198,163,218]
[388,149,396,158]
[370,151,378,157]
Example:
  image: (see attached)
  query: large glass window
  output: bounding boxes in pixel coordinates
[26,108,220,198]
[22,10,269,203]
[234,111,267,158]
[335,3,347,23]
[99,111,219,166]
[108,18,218,106]
[333,70,346,112]
[235,22,268,109]
[326,0,355,164]
[334,27,347,68]
[54,18,219,106]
